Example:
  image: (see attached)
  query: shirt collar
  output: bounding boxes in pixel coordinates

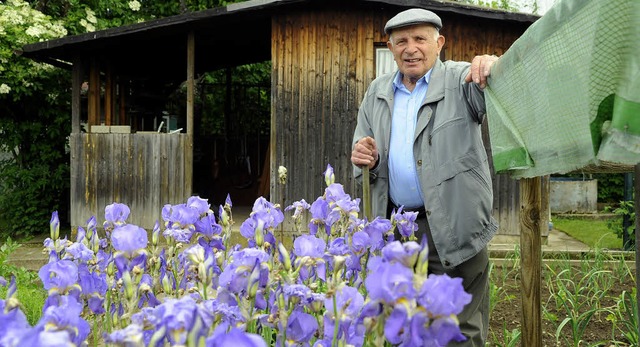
[392,68,433,92]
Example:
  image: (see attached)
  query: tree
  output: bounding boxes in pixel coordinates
[0,0,256,238]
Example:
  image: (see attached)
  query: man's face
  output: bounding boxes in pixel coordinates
[387,24,444,82]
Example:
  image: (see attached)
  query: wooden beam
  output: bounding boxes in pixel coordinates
[520,176,542,346]
[71,57,83,134]
[186,31,195,135]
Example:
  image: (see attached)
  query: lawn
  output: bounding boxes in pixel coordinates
[552,215,625,250]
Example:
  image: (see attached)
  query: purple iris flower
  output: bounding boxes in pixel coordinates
[199,299,245,327]
[239,210,268,240]
[381,241,421,268]
[65,241,94,262]
[365,260,415,303]
[325,285,363,320]
[363,218,393,251]
[39,295,91,346]
[78,264,107,314]
[327,237,349,256]
[218,248,270,294]
[423,316,467,346]
[393,209,419,238]
[206,326,267,347]
[285,309,319,344]
[323,285,365,343]
[50,210,60,240]
[104,324,145,346]
[418,273,471,316]
[285,199,311,220]
[324,164,335,186]
[153,296,201,346]
[350,231,370,255]
[0,297,30,347]
[15,327,74,347]
[251,197,285,229]
[104,202,130,227]
[76,226,86,243]
[308,197,329,235]
[384,304,408,345]
[111,224,148,255]
[293,234,326,258]
[163,203,201,229]
[186,196,211,215]
[195,213,222,238]
[38,259,79,295]
[283,284,312,304]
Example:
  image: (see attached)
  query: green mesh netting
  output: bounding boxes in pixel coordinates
[485,0,640,178]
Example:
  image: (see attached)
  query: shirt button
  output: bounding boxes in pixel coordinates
[417,160,422,166]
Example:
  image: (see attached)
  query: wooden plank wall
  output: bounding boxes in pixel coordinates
[272,8,533,236]
[69,133,192,229]
[271,10,376,206]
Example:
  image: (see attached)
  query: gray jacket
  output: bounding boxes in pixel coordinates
[352,59,498,269]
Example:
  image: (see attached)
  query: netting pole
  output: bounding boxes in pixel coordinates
[634,164,640,340]
[520,176,542,346]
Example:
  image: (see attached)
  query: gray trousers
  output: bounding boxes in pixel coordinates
[416,216,490,347]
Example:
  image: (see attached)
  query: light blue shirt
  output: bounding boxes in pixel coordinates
[388,69,432,209]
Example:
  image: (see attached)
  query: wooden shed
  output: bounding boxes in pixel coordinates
[22,0,540,235]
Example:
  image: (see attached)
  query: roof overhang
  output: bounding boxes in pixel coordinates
[20,0,539,83]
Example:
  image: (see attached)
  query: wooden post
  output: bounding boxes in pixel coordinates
[105,63,113,126]
[88,58,100,130]
[71,57,83,134]
[634,164,640,340]
[362,166,371,220]
[186,31,195,135]
[520,176,542,346]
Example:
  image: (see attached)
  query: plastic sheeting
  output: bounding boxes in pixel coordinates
[485,0,640,178]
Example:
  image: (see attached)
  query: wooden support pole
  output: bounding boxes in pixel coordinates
[88,58,100,129]
[104,63,113,126]
[186,31,195,135]
[634,163,640,340]
[71,57,83,134]
[119,79,127,126]
[520,176,542,346]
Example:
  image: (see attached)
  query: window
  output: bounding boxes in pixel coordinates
[375,46,396,77]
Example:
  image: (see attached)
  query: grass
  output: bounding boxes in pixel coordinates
[552,215,624,250]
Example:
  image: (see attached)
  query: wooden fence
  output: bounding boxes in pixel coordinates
[69,133,193,229]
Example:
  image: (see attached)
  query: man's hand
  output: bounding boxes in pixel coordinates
[351,137,379,169]
[465,54,500,89]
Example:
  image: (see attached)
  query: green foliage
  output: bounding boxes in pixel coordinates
[604,201,635,248]
[607,289,639,346]
[0,1,72,238]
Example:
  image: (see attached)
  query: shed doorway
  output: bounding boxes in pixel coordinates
[192,64,271,208]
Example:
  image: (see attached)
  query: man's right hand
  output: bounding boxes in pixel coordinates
[351,136,379,169]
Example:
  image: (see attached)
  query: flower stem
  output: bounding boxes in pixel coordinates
[332,294,339,345]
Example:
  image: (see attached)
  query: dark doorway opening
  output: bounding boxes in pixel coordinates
[192,65,271,208]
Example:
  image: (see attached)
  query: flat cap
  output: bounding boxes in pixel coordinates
[384,8,442,35]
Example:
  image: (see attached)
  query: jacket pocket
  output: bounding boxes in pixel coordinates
[468,166,492,194]
[430,116,465,137]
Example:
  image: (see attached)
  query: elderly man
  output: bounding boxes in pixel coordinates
[351,8,499,346]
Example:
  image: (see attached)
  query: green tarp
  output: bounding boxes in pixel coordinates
[485,0,640,178]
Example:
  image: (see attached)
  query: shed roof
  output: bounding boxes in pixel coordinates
[20,0,539,82]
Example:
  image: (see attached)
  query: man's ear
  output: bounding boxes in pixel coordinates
[387,40,393,51]
[437,35,445,51]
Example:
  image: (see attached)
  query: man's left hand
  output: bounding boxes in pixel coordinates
[465,54,499,89]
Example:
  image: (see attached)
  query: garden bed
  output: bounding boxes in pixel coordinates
[488,250,637,346]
